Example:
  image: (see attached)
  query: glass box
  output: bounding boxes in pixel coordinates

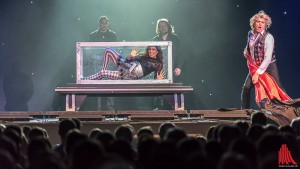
[76,41,173,84]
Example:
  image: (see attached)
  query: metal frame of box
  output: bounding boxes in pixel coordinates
[76,41,172,84]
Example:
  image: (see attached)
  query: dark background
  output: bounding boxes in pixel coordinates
[0,0,299,111]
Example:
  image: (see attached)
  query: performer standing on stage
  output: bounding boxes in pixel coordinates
[242,10,300,125]
[241,10,285,110]
[152,18,184,78]
[89,16,118,110]
[152,18,184,109]
[89,16,118,42]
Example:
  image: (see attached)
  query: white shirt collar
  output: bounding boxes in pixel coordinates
[250,30,266,36]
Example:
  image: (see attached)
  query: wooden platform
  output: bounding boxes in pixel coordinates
[55,83,193,111]
[0,109,250,144]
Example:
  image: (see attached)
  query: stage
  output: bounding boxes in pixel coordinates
[0,109,250,144]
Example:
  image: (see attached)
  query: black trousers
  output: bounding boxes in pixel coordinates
[241,62,285,109]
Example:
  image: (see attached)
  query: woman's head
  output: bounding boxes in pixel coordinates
[146,46,163,62]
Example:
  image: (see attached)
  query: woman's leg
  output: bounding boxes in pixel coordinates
[83,48,122,80]
[101,48,121,71]
[83,70,120,80]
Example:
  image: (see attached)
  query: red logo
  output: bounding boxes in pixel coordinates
[278,144,297,167]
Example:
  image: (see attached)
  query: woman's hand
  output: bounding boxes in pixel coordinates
[130,48,140,58]
[157,70,166,80]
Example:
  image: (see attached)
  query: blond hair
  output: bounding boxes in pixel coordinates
[250,10,272,30]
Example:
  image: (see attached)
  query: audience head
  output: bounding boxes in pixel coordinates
[114,124,135,143]
[251,111,267,126]
[137,126,154,138]
[247,124,265,142]
[177,137,205,159]
[217,125,242,149]
[65,129,88,156]
[58,119,76,142]
[72,118,82,130]
[109,139,135,162]
[206,126,216,141]
[0,124,6,134]
[27,137,52,163]
[233,120,250,135]
[164,127,188,144]
[279,125,296,136]
[263,124,279,134]
[22,125,31,141]
[228,137,257,168]
[256,132,285,158]
[291,117,300,137]
[137,137,158,167]
[88,128,103,139]
[28,126,48,143]
[96,131,115,151]
[158,121,176,140]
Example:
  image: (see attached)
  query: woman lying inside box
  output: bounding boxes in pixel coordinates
[83,46,166,80]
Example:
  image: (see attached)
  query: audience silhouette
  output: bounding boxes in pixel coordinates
[0,117,299,169]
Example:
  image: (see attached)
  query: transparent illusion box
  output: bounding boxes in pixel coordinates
[76,41,173,84]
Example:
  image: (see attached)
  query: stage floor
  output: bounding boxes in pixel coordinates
[0,109,250,144]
